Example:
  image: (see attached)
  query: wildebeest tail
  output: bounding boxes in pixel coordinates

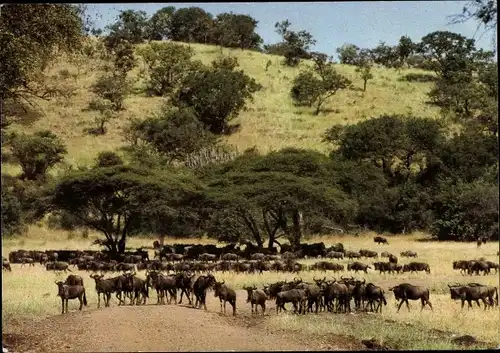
[67,267,72,272]
[83,290,88,306]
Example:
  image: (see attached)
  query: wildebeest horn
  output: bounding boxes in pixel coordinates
[362,278,366,284]
[313,276,318,282]
[221,280,225,285]
[54,280,59,284]
[323,277,326,282]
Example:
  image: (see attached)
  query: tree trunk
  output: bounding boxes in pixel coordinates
[159,234,165,247]
[290,210,303,249]
[363,79,367,91]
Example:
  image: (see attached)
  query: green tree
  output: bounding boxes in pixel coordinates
[105,9,148,48]
[1,182,23,236]
[0,4,85,125]
[291,55,351,115]
[336,44,360,65]
[130,107,217,165]
[397,35,415,65]
[94,151,124,168]
[211,13,263,50]
[137,42,200,96]
[110,38,136,75]
[51,165,203,254]
[431,179,498,241]
[355,65,374,91]
[146,6,176,40]
[169,7,213,43]
[90,72,131,111]
[173,64,262,134]
[324,115,445,185]
[369,41,400,68]
[8,130,67,181]
[274,20,316,66]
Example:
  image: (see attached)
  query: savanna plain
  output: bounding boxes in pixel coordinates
[2,26,499,352]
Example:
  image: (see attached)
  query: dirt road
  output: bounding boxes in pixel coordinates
[3,290,364,352]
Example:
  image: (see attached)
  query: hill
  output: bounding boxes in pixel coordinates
[2,41,440,176]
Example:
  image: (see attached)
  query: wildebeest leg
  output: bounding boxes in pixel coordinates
[261,303,266,315]
[396,299,405,313]
[220,298,224,313]
[97,292,101,309]
[105,292,111,307]
[481,298,488,310]
[65,299,69,313]
[231,300,236,316]
[61,298,65,314]
[79,295,83,311]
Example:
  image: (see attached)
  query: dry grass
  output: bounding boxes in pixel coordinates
[2,226,499,348]
[2,41,440,177]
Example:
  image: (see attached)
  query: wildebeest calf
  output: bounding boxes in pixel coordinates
[54,280,87,314]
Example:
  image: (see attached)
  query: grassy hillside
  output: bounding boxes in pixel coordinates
[2,41,440,175]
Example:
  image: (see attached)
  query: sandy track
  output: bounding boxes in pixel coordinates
[3,290,363,352]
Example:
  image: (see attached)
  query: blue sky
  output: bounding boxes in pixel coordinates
[86,2,496,58]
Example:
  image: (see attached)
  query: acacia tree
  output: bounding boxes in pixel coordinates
[146,6,176,41]
[51,165,203,254]
[275,20,316,66]
[291,54,351,115]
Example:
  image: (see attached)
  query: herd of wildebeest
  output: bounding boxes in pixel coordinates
[2,236,499,316]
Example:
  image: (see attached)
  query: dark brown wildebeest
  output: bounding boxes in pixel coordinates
[275,288,307,314]
[453,260,472,275]
[193,274,217,310]
[46,261,71,273]
[373,262,397,274]
[65,274,84,286]
[325,251,344,259]
[250,253,265,261]
[389,283,433,312]
[213,280,237,315]
[89,274,115,308]
[21,257,35,267]
[296,279,322,313]
[347,261,371,274]
[124,272,149,305]
[319,279,350,313]
[345,251,362,260]
[381,251,391,258]
[221,253,239,261]
[359,250,378,258]
[54,280,87,314]
[400,250,418,258]
[198,253,217,262]
[2,258,12,272]
[388,254,398,264]
[468,260,491,276]
[448,283,498,310]
[402,262,431,274]
[175,272,195,305]
[485,261,499,274]
[146,271,177,305]
[374,236,388,245]
[153,240,160,249]
[244,285,268,315]
[364,283,387,313]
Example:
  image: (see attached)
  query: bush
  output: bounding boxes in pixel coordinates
[173,66,262,134]
[95,151,124,168]
[8,130,67,180]
[90,72,131,111]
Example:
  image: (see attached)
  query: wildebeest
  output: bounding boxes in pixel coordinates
[453,260,473,275]
[345,251,361,260]
[359,250,378,258]
[468,260,491,276]
[221,253,239,261]
[175,272,195,305]
[198,253,218,262]
[373,262,398,274]
[124,272,149,305]
[347,261,371,274]
[402,262,431,274]
[244,286,268,315]
[325,251,344,259]
[309,261,344,272]
[20,257,35,267]
[400,250,418,258]
[364,283,387,313]
[45,261,71,272]
[389,283,433,312]
[146,271,177,305]
[485,261,499,274]
[2,258,12,272]
[213,280,237,315]
[388,254,398,264]
[374,236,389,245]
[320,279,350,313]
[54,280,87,314]
[275,288,307,314]
[65,274,84,286]
[448,283,498,310]
[192,274,216,310]
[89,274,116,308]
